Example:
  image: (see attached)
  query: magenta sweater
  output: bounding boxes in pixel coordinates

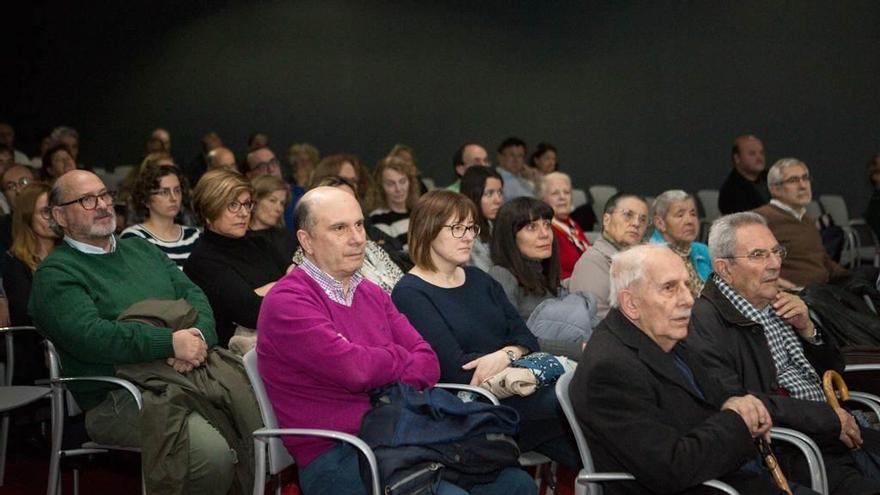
[256,267,440,466]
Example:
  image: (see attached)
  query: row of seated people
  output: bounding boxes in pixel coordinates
[14,161,880,494]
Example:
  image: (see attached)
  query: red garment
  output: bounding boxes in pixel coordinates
[552,218,591,279]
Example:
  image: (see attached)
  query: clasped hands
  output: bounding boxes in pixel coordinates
[167,328,208,374]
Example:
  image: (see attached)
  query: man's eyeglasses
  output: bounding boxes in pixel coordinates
[616,208,648,226]
[227,199,256,214]
[150,187,183,198]
[56,191,117,210]
[3,177,31,192]
[444,223,480,238]
[251,158,280,173]
[776,174,811,186]
[723,245,787,263]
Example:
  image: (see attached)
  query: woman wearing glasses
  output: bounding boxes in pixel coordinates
[184,169,292,349]
[2,182,58,384]
[120,162,200,268]
[459,166,503,272]
[392,190,579,468]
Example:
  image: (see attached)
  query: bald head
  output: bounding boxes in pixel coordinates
[295,186,359,233]
[295,186,366,282]
[207,147,236,171]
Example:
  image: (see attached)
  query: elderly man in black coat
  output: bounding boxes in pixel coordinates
[570,244,801,494]
[687,212,880,494]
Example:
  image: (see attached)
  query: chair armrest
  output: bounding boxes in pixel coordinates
[845,364,880,373]
[0,326,38,334]
[252,428,380,495]
[53,376,143,411]
[578,473,739,494]
[435,383,501,405]
[846,391,880,418]
[770,427,828,494]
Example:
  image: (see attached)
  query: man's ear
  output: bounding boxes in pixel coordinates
[51,206,66,230]
[713,258,732,281]
[602,212,612,230]
[618,289,640,321]
[297,229,312,256]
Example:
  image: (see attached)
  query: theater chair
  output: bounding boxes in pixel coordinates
[45,339,145,495]
[555,371,829,495]
[243,349,558,495]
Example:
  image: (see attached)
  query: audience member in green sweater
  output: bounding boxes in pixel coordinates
[30,170,236,494]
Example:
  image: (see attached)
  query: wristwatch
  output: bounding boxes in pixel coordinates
[505,350,518,363]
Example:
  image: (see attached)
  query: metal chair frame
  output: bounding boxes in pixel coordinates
[0,326,52,486]
[45,339,145,495]
[555,371,830,495]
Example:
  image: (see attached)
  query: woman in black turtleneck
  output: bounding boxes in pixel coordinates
[184,169,292,346]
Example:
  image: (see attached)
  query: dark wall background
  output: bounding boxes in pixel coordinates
[5,1,879,214]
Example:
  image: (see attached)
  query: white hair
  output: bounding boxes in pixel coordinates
[651,189,692,219]
[609,244,672,308]
[536,171,571,198]
[767,158,807,187]
[707,212,767,260]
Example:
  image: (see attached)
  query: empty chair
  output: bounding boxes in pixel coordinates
[820,194,879,266]
[588,185,618,229]
[0,326,50,487]
[572,188,588,209]
[696,189,721,223]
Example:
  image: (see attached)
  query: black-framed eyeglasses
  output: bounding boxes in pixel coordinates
[227,199,256,213]
[38,206,52,220]
[150,187,183,198]
[776,174,811,186]
[444,223,480,238]
[251,158,280,173]
[3,177,31,192]
[55,191,116,210]
[723,245,787,263]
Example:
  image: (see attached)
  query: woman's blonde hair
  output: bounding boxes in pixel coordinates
[191,169,253,225]
[368,156,420,212]
[11,182,55,271]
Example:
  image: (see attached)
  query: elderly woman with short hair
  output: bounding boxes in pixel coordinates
[649,189,711,297]
[539,172,590,279]
[184,169,292,348]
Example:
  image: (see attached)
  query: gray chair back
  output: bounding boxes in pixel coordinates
[243,349,295,476]
[696,190,720,222]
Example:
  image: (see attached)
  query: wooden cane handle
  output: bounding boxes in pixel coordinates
[822,370,849,409]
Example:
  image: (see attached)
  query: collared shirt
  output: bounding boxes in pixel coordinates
[496,167,536,201]
[63,235,117,254]
[300,257,364,307]
[770,199,806,221]
[714,274,825,402]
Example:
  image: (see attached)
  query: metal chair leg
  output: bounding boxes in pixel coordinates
[0,413,9,486]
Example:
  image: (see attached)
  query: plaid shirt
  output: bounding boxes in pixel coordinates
[300,257,364,307]
[714,275,826,402]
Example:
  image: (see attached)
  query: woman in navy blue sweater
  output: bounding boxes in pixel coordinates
[392,190,578,468]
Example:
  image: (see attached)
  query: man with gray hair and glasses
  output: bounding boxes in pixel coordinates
[754,158,848,288]
[29,169,252,494]
[687,212,880,494]
[570,243,788,494]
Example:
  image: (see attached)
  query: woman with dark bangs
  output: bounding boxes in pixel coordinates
[460,166,503,272]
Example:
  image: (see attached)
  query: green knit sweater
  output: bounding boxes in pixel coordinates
[29,237,217,409]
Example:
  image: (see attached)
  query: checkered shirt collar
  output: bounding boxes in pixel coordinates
[713,274,825,402]
[300,257,364,307]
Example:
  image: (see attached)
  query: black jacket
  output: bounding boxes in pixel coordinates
[570,309,773,494]
[717,168,769,215]
[687,276,842,447]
